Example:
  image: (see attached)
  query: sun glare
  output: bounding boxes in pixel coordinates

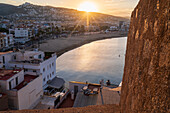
[78,1,98,12]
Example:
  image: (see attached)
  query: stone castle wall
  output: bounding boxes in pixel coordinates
[120,0,169,112]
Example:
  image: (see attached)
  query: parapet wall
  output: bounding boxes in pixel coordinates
[2,104,120,113]
[0,94,8,111]
[120,0,169,112]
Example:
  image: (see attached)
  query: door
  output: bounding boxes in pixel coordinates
[74,85,78,96]
[9,79,15,89]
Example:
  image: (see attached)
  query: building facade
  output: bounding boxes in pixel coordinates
[0,33,13,51]
[0,69,43,110]
[0,51,57,87]
[9,28,30,44]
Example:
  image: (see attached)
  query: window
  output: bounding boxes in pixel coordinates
[14,55,16,60]
[29,56,33,59]
[43,78,46,82]
[50,74,51,78]
[38,54,41,59]
[16,77,18,85]
[52,63,54,66]
[33,70,36,72]
[47,75,49,80]
[2,56,5,63]
[24,69,28,72]
[52,72,54,75]
[9,81,11,90]
[43,68,45,72]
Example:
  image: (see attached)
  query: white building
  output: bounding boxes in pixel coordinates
[14,28,28,38]
[9,28,30,44]
[0,32,14,51]
[110,26,118,31]
[0,51,57,87]
[0,69,43,110]
[0,23,7,29]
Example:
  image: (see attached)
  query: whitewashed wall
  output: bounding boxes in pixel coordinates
[17,75,43,110]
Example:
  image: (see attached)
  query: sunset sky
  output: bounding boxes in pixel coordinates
[0,0,139,17]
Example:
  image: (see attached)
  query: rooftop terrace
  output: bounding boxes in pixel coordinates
[11,59,43,65]
[13,75,38,90]
[0,51,13,55]
[58,93,75,108]
[73,86,120,107]
[69,81,101,86]
[9,51,56,65]
[0,69,22,80]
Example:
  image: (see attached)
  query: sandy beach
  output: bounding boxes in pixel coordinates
[39,32,127,57]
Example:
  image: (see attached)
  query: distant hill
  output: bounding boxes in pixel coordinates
[0,3,24,16]
[0,2,129,23]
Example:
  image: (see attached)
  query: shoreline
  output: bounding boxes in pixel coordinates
[56,35,126,57]
[39,32,128,57]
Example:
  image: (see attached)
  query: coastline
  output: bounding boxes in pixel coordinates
[39,32,128,57]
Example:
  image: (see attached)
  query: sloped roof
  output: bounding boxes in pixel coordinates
[48,77,65,89]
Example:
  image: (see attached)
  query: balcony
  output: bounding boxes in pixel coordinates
[44,52,56,60]
[9,60,41,66]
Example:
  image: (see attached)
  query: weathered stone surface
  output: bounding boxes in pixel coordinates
[120,0,169,113]
[1,104,120,113]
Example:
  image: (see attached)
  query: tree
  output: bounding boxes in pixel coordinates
[100,26,109,31]
[0,28,9,33]
[55,26,61,33]
[80,25,85,33]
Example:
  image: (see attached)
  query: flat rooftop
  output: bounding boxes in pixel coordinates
[20,51,43,56]
[41,96,57,106]
[58,93,75,108]
[73,86,120,107]
[34,96,58,109]
[0,69,22,80]
[13,75,38,90]
[0,51,13,55]
[11,59,43,64]
[69,81,101,86]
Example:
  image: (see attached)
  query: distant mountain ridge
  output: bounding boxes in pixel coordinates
[0,2,129,22]
[0,2,75,16]
[0,3,24,16]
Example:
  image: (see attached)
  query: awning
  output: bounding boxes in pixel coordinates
[48,77,65,89]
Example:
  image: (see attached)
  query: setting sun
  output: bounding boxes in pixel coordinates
[78,1,98,12]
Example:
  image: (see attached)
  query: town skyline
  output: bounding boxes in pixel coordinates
[0,0,139,17]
